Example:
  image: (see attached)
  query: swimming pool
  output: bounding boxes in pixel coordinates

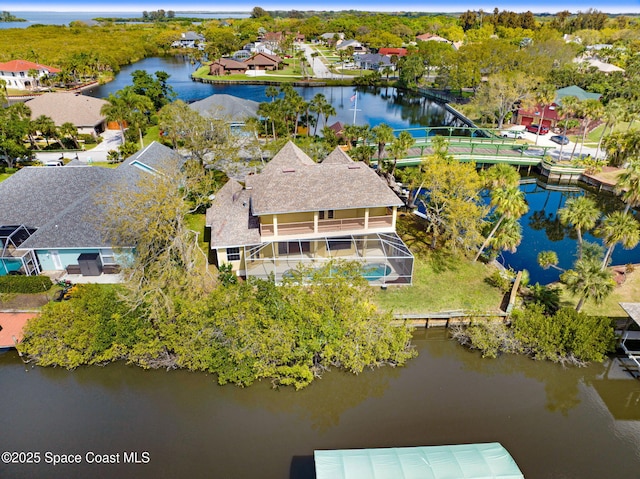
[362,263,392,281]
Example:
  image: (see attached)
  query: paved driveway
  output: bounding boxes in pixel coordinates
[34,129,123,165]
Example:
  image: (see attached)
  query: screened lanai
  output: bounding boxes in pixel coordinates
[0,225,40,276]
[243,232,413,285]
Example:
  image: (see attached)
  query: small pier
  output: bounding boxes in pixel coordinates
[0,311,38,350]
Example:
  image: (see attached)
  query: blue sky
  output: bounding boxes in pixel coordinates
[12,1,640,14]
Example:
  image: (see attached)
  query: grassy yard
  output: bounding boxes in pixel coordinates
[375,254,505,314]
[0,173,12,182]
[374,215,505,314]
[558,265,640,319]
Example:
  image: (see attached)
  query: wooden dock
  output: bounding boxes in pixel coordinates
[0,311,38,349]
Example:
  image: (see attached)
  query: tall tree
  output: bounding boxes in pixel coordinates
[387,131,413,176]
[470,71,535,129]
[562,259,615,312]
[598,211,640,270]
[372,123,394,162]
[615,160,640,214]
[474,185,528,262]
[558,196,600,259]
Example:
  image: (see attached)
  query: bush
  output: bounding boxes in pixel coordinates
[78,134,99,145]
[0,275,53,293]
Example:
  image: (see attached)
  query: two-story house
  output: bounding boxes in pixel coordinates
[205,142,413,285]
[0,59,60,91]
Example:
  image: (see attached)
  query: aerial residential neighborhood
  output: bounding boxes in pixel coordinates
[1,5,640,479]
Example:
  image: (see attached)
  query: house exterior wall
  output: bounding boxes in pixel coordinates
[0,68,49,90]
[36,248,132,271]
[217,247,246,274]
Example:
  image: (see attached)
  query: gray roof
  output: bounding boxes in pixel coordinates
[356,54,392,66]
[260,141,315,174]
[189,94,259,121]
[205,180,261,248]
[0,142,183,250]
[26,92,107,128]
[620,303,640,327]
[322,147,353,165]
[248,141,403,215]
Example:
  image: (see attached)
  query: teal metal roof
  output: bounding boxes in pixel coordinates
[555,85,601,104]
[314,443,524,479]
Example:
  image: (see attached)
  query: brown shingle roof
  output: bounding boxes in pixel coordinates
[244,52,283,66]
[206,180,261,248]
[247,142,403,215]
[260,141,315,174]
[25,92,107,128]
[322,146,353,165]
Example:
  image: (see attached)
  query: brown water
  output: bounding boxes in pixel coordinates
[1,329,639,479]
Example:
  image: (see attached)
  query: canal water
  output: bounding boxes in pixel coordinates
[1,330,639,479]
[84,57,464,134]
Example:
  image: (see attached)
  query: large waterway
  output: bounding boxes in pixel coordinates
[2,57,640,479]
[2,330,640,479]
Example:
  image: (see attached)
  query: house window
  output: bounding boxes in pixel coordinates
[278,242,310,255]
[328,210,334,219]
[319,210,334,220]
[319,211,324,220]
[328,237,352,251]
[100,249,116,265]
[227,247,240,261]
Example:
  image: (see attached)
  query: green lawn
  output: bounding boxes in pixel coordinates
[0,173,12,182]
[374,216,505,314]
[375,254,504,314]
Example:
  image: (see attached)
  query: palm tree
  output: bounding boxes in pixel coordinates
[265,86,279,102]
[537,250,564,271]
[530,84,556,146]
[558,196,600,259]
[598,210,640,270]
[481,163,520,189]
[309,93,328,136]
[33,115,57,147]
[576,98,604,160]
[562,258,615,312]
[101,86,153,143]
[320,102,336,129]
[59,122,80,149]
[372,123,394,162]
[615,160,640,214]
[489,217,523,254]
[257,101,277,139]
[596,98,626,158]
[474,186,528,262]
[0,79,7,106]
[387,131,413,176]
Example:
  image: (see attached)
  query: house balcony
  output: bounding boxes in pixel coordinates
[259,215,393,238]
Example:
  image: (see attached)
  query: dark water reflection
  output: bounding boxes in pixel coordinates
[84,57,463,134]
[1,330,639,479]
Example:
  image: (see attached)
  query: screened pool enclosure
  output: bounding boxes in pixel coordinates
[0,225,40,276]
[242,232,413,285]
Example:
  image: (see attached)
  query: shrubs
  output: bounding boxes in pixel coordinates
[453,304,616,365]
[0,275,53,293]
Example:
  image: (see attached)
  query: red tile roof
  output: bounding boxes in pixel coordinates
[379,48,407,57]
[0,59,60,73]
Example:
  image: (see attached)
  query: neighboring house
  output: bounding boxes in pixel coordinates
[205,142,413,285]
[516,104,559,130]
[244,52,283,71]
[378,47,407,57]
[327,121,345,139]
[253,43,278,56]
[554,85,602,105]
[0,142,182,278]
[416,33,450,43]
[171,31,205,49]
[209,58,248,76]
[0,59,60,91]
[260,31,284,52]
[319,32,345,45]
[576,57,624,73]
[231,50,252,61]
[354,53,393,72]
[25,92,108,135]
[336,39,366,53]
[189,94,259,124]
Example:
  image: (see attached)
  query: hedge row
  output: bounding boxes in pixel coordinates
[0,275,53,293]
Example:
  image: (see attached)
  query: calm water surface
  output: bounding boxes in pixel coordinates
[1,330,639,479]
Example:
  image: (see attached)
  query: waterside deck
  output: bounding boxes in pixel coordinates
[0,311,38,349]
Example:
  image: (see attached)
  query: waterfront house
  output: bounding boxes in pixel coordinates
[0,59,60,91]
[336,39,367,53]
[171,31,205,49]
[244,53,283,71]
[204,142,413,285]
[354,54,394,72]
[0,142,182,279]
[378,47,407,57]
[209,58,248,76]
[25,92,108,136]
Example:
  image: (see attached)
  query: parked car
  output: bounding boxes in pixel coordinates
[550,135,570,145]
[44,160,64,167]
[500,130,523,139]
[525,124,550,134]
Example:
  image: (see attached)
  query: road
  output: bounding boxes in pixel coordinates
[299,43,342,80]
[33,129,123,165]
